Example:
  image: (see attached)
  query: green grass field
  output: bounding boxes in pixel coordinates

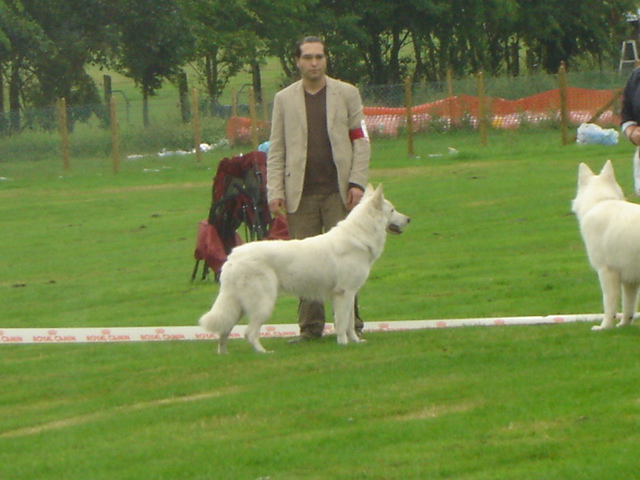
[2,129,640,479]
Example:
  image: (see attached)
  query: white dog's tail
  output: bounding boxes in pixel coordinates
[198,287,242,338]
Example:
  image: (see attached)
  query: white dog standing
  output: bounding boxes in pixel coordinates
[572,160,640,330]
[199,184,410,353]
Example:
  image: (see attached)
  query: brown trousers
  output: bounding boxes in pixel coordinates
[287,192,364,337]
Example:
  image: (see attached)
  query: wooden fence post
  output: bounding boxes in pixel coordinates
[231,88,238,118]
[585,88,622,125]
[446,68,455,127]
[558,62,570,145]
[110,96,120,174]
[191,88,202,164]
[103,75,112,126]
[249,87,258,151]
[57,98,70,171]
[262,87,269,124]
[404,76,415,157]
[476,72,487,146]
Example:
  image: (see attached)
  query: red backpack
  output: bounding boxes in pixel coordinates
[192,151,288,281]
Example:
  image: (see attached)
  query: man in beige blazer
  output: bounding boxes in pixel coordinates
[267,36,371,340]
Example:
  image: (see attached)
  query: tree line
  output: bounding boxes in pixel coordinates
[0,0,637,132]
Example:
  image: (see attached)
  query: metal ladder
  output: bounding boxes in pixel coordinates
[619,40,639,73]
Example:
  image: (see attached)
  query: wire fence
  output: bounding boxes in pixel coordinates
[229,68,624,146]
[0,69,629,165]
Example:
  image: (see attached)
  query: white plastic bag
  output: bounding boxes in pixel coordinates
[576,123,619,146]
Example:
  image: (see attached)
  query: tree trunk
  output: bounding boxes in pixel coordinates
[411,30,426,82]
[205,50,219,115]
[9,59,22,134]
[509,39,520,76]
[178,71,190,123]
[0,66,6,134]
[388,28,402,84]
[279,56,294,82]
[367,35,386,85]
[251,59,262,105]
[142,84,150,128]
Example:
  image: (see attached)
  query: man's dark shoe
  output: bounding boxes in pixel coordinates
[287,333,321,344]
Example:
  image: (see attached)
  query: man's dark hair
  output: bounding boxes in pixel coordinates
[295,36,326,58]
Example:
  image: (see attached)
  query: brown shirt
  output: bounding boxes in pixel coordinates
[303,86,338,195]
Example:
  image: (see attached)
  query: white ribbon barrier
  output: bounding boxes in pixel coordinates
[0,314,602,345]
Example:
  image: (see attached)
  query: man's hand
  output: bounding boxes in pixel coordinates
[269,198,286,216]
[346,187,364,211]
[626,125,640,146]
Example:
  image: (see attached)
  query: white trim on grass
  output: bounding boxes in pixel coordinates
[0,314,604,344]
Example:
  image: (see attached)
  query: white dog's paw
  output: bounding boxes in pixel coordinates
[592,324,613,331]
[249,342,273,354]
[254,346,274,354]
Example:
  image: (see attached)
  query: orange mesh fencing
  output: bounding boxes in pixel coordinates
[363,87,621,137]
[226,87,621,141]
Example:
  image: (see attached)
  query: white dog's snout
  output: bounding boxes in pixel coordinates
[387,211,410,235]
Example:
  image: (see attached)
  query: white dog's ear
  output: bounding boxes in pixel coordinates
[371,184,383,208]
[362,183,377,200]
[578,162,594,186]
[600,159,615,180]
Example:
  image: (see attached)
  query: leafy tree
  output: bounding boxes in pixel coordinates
[17,0,119,129]
[0,8,10,131]
[116,0,196,126]
[516,0,636,73]
[0,0,53,132]
[182,0,260,112]
[248,0,316,84]
[0,18,8,56]
[0,0,638,140]
[0,0,122,132]
[315,0,438,84]
[357,0,406,84]
[304,0,369,85]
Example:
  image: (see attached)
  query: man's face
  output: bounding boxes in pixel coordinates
[296,42,326,82]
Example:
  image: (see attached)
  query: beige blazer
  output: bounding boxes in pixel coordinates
[266,76,370,213]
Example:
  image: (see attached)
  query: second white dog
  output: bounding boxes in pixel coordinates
[572,160,640,330]
[199,184,410,353]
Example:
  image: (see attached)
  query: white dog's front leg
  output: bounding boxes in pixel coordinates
[593,267,621,330]
[333,292,359,345]
[619,282,640,327]
[346,302,363,344]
